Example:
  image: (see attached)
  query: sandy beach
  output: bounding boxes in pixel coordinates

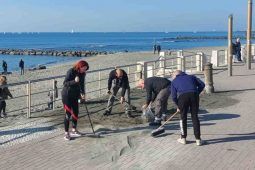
[1,46,227,118]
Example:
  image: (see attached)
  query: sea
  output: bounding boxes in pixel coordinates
[0,32,247,71]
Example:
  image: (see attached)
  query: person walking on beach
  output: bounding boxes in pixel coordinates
[2,60,7,74]
[19,59,25,75]
[48,80,58,110]
[138,77,171,126]
[153,44,157,54]
[61,60,89,140]
[171,70,205,146]
[157,45,161,54]
[0,76,13,118]
[104,68,132,118]
[235,38,242,62]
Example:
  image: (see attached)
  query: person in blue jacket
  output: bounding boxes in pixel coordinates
[171,70,205,146]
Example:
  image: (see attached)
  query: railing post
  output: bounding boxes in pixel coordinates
[52,79,55,110]
[196,52,205,71]
[177,50,183,70]
[163,58,166,77]
[211,50,219,67]
[135,62,143,85]
[224,50,228,65]
[204,63,214,93]
[143,62,148,79]
[27,81,31,118]
[159,52,166,77]
[153,61,156,76]
[98,71,101,97]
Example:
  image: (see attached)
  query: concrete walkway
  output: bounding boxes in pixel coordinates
[0,63,255,170]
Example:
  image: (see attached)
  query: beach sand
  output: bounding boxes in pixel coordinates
[1,46,227,119]
[0,46,228,134]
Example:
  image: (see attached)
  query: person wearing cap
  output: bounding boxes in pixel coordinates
[61,60,89,141]
[104,68,132,117]
[171,70,205,146]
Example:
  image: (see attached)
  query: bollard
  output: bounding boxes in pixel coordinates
[27,81,31,118]
[204,63,214,93]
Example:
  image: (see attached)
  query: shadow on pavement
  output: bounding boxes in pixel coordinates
[0,126,56,146]
[205,132,255,145]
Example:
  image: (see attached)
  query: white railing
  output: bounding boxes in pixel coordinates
[2,48,229,119]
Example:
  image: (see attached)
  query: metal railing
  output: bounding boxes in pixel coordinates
[1,63,142,118]
[1,49,215,119]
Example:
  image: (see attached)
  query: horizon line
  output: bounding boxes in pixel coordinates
[0,30,248,34]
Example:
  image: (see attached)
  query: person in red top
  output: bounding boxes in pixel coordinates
[61,60,89,141]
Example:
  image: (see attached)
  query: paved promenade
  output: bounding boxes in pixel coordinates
[1,63,255,169]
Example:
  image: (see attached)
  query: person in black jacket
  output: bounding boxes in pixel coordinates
[104,69,132,117]
[2,60,7,74]
[61,60,89,141]
[0,75,13,118]
[138,77,171,126]
[19,59,25,75]
[171,70,205,146]
[235,38,242,62]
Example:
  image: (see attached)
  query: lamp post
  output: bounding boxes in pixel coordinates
[228,15,233,77]
[247,0,252,69]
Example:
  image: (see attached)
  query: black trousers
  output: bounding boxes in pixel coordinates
[178,92,200,139]
[0,101,6,114]
[63,98,79,132]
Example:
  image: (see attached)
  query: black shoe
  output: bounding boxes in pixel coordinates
[103,110,110,116]
[126,111,133,118]
[161,114,167,121]
[131,106,137,111]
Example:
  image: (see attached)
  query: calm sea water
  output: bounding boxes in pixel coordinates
[0,32,246,71]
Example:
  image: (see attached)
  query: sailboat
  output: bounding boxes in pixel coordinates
[71,29,74,33]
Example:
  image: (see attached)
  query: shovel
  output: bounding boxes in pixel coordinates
[110,94,137,111]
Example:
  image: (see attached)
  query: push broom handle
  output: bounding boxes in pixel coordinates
[155,111,179,130]
[84,103,96,134]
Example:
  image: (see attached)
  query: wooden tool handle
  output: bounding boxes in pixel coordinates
[156,111,179,130]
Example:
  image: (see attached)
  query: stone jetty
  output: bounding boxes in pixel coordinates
[0,49,108,57]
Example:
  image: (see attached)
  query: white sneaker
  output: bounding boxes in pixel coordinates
[196,139,204,146]
[177,138,186,145]
[64,133,71,141]
[70,130,82,137]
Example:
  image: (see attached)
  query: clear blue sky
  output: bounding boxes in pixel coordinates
[0,0,251,32]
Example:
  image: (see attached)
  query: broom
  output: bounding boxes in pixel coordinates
[151,111,179,137]
[83,102,101,138]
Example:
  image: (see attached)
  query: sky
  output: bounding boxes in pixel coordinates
[0,0,251,32]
